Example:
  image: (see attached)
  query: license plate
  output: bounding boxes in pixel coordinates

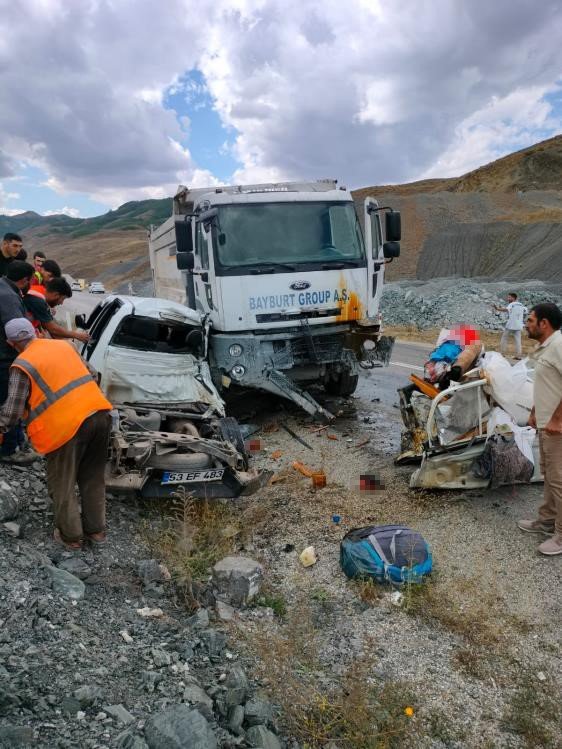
[161,469,225,485]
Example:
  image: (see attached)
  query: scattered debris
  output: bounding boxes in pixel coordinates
[270,450,283,460]
[281,423,313,450]
[299,546,318,567]
[292,461,314,477]
[136,607,165,618]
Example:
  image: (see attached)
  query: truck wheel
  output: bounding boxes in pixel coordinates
[325,370,359,396]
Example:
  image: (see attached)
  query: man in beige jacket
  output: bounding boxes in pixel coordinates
[518,303,562,556]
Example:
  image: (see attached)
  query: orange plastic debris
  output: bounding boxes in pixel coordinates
[292,461,315,477]
[327,434,339,441]
[271,450,283,460]
[311,471,327,489]
[409,374,440,399]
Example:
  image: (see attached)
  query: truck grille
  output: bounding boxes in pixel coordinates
[272,334,345,366]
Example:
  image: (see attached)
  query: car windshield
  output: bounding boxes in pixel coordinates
[110,315,203,356]
[213,201,365,273]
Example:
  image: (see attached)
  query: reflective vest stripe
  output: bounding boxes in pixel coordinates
[15,359,94,424]
[15,359,55,408]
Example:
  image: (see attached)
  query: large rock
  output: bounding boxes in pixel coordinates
[144,705,217,749]
[224,666,249,708]
[0,481,18,522]
[57,557,92,580]
[44,566,85,600]
[246,725,282,749]
[244,697,274,727]
[212,556,263,607]
[0,724,34,746]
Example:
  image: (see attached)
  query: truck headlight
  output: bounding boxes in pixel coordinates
[230,365,246,380]
[229,343,243,357]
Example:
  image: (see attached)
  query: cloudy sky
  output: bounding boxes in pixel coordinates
[1,0,561,217]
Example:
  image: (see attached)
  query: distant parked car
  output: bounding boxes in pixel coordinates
[71,281,82,292]
[89,282,106,294]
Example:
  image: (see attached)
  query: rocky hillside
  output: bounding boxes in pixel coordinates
[354,135,562,283]
[3,135,562,289]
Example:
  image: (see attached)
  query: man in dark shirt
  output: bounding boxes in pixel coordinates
[0,233,24,277]
[24,278,89,343]
[0,261,36,463]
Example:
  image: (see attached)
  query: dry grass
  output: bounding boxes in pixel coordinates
[502,668,559,748]
[140,490,254,606]
[402,575,512,647]
[244,610,419,748]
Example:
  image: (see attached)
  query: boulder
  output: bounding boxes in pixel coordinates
[45,566,85,600]
[144,705,217,749]
[212,556,263,607]
[0,481,18,522]
[244,697,273,727]
[224,666,249,708]
[246,725,282,749]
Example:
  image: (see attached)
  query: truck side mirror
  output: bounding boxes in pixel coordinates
[175,219,193,253]
[383,241,400,259]
[75,313,87,330]
[176,252,195,271]
[385,210,401,242]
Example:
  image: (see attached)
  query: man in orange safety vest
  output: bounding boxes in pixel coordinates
[0,318,113,550]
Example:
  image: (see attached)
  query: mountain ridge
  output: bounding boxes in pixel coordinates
[2,134,562,287]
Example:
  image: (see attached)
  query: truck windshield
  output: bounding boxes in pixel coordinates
[213,201,365,274]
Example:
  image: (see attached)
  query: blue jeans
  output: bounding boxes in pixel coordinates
[0,366,19,456]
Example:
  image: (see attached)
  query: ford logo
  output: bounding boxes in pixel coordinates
[290,281,311,291]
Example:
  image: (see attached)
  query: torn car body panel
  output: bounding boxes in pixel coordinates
[102,346,224,416]
[397,358,543,490]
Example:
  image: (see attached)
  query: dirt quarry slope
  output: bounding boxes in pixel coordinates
[354,134,562,282]
[2,135,562,288]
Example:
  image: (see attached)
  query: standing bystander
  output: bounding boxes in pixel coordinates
[0,233,24,277]
[493,293,528,359]
[0,318,112,549]
[518,303,562,556]
[0,261,37,462]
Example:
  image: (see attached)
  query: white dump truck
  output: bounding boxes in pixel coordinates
[148,180,401,419]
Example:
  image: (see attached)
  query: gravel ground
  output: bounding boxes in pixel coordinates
[381,278,562,330]
[225,380,562,748]
[0,463,284,749]
[1,370,561,748]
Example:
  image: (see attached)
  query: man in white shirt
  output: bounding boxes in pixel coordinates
[518,303,562,556]
[493,292,527,359]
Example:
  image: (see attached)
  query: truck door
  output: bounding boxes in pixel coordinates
[192,221,215,316]
[363,198,384,320]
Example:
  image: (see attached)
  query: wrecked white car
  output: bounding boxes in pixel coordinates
[397,351,543,490]
[76,296,271,499]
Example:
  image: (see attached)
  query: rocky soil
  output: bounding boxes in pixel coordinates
[0,463,284,749]
[1,371,561,748]
[381,278,562,331]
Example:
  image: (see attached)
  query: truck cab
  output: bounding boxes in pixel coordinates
[149,180,400,419]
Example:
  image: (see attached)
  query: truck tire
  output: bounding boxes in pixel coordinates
[325,370,359,397]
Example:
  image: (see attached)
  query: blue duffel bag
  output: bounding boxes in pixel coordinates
[340,524,432,584]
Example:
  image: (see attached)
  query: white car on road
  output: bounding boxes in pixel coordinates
[89,281,106,294]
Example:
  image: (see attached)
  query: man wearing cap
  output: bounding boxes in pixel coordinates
[0,318,113,550]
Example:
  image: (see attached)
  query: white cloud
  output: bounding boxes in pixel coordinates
[43,206,81,218]
[0,182,23,215]
[1,0,562,214]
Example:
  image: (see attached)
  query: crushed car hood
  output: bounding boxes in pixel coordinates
[102,346,225,415]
